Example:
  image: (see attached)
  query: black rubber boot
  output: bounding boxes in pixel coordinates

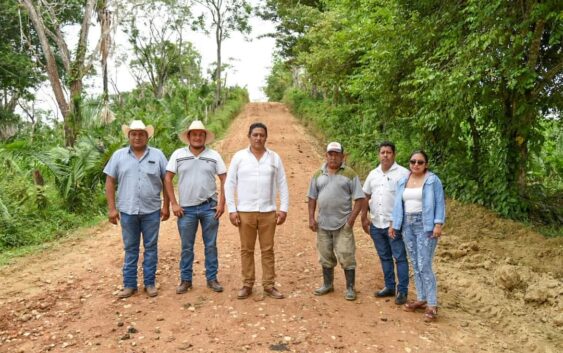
[344,269,356,301]
[314,267,334,296]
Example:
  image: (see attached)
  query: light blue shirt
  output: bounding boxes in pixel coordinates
[103,146,167,215]
[391,172,445,232]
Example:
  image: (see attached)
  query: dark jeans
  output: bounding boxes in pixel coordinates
[177,200,219,281]
[369,224,409,294]
[120,210,161,289]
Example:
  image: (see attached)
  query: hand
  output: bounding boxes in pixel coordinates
[388,227,396,239]
[108,208,120,225]
[276,211,287,225]
[309,218,318,232]
[361,217,370,234]
[214,202,225,219]
[161,207,170,221]
[172,204,184,218]
[229,212,241,227]
[347,217,356,228]
[432,224,442,238]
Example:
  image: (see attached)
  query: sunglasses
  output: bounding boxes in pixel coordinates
[409,159,426,166]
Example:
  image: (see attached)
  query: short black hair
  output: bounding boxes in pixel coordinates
[248,122,268,137]
[379,141,396,153]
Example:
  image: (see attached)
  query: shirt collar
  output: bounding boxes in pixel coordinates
[321,162,346,174]
[128,146,150,159]
[246,146,270,155]
[376,161,399,174]
[186,145,207,156]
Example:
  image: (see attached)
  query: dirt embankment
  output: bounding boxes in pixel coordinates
[0,103,561,353]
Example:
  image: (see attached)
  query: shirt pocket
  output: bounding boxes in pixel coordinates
[143,161,159,176]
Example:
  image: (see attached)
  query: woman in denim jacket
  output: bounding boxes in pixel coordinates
[389,150,445,322]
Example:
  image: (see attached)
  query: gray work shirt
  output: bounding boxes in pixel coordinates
[307,163,365,230]
[166,146,227,207]
[103,146,167,215]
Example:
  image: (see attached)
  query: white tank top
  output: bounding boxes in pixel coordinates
[403,187,423,213]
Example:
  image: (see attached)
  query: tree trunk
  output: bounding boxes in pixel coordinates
[467,114,481,184]
[214,15,222,109]
[21,0,96,147]
[20,0,70,121]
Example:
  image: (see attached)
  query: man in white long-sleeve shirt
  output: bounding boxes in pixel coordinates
[225,122,289,300]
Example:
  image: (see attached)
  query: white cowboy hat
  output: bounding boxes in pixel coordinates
[121,120,154,138]
[178,120,215,145]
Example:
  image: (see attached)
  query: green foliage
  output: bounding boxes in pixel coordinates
[0,0,43,126]
[270,0,562,226]
[265,58,293,101]
[0,82,246,250]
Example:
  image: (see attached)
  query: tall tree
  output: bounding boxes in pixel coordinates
[257,0,324,62]
[19,0,99,147]
[0,0,43,137]
[193,0,251,108]
[267,0,562,218]
[126,5,202,98]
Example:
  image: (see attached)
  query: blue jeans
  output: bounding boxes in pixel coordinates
[402,212,438,306]
[120,210,161,289]
[369,225,409,294]
[177,200,219,281]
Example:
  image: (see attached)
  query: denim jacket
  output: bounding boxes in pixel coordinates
[391,171,446,232]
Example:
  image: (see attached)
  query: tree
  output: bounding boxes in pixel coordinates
[193,0,252,108]
[19,0,100,147]
[127,7,202,99]
[265,57,292,101]
[267,0,562,219]
[257,0,324,62]
[0,0,43,137]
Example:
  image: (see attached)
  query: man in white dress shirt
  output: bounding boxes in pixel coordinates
[361,141,410,305]
[225,122,289,300]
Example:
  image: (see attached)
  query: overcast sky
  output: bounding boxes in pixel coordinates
[32,2,277,120]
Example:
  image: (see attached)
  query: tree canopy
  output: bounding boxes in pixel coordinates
[266,0,562,223]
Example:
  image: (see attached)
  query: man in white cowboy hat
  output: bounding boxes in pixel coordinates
[164,120,227,294]
[104,120,170,298]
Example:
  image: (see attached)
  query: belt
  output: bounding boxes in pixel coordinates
[199,197,214,205]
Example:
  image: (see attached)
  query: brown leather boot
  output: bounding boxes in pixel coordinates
[176,281,192,294]
[118,287,137,298]
[207,279,224,292]
[144,286,158,297]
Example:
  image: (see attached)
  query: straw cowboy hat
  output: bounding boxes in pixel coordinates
[178,120,215,145]
[121,120,154,138]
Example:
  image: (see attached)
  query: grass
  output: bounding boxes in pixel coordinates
[0,213,106,267]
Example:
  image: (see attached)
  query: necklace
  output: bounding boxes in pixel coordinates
[410,176,424,186]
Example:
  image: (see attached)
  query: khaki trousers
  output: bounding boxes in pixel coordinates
[317,223,356,270]
[238,212,277,289]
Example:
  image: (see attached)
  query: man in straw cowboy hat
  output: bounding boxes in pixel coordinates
[164,120,227,294]
[104,120,170,298]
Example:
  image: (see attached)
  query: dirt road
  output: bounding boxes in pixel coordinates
[0,103,561,353]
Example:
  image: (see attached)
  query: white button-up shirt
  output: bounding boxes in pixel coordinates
[225,147,289,213]
[362,162,409,228]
